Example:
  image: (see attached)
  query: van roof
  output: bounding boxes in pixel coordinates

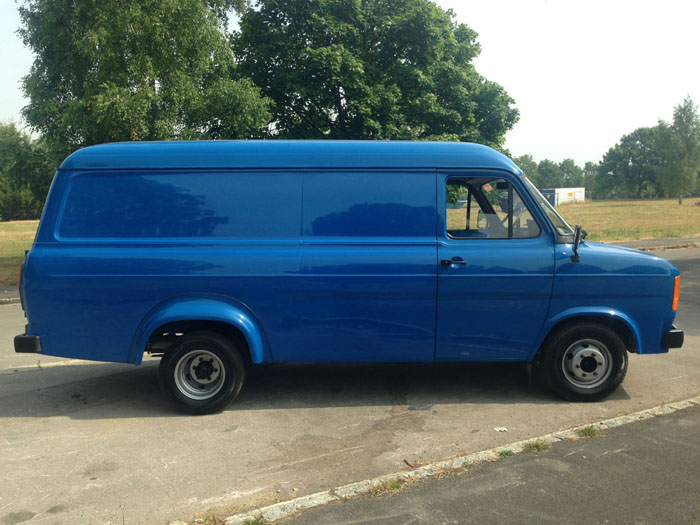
[59,140,521,173]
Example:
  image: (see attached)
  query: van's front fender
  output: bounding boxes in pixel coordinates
[530,307,643,360]
[128,294,271,364]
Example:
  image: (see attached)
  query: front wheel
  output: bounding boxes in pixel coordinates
[158,331,246,414]
[540,323,628,402]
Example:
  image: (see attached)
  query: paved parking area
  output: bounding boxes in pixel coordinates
[0,248,698,524]
[284,403,700,525]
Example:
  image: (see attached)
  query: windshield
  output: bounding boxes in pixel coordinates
[523,177,575,237]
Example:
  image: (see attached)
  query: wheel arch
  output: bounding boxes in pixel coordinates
[128,294,271,365]
[531,308,641,361]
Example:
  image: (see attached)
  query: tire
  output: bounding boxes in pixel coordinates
[158,331,246,415]
[540,322,628,402]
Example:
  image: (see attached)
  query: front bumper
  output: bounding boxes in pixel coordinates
[14,334,42,354]
[662,326,684,349]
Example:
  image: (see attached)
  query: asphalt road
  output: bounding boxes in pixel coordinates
[0,247,698,525]
[285,403,700,525]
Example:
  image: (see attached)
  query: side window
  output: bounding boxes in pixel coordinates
[446,177,540,239]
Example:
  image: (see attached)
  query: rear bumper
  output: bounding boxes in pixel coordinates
[662,326,684,349]
[14,334,42,354]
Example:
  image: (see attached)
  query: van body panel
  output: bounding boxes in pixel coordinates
[56,170,303,240]
[436,235,555,360]
[551,242,679,354]
[532,307,642,361]
[23,242,301,363]
[435,169,554,361]
[435,172,556,360]
[290,244,437,362]
[289,170,438,362]
[17,141,681,379]
[58,140,522,173]
[129,294,270,364]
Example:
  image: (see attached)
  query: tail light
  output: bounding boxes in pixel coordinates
[672,275,680,311]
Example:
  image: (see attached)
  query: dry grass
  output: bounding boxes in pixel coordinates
[447,197,700,243]
[0,220,38,285]
[557,198,700,243]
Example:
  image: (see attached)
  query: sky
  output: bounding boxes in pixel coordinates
[1,0,699,166]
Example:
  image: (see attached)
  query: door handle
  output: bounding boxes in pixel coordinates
[441,259,467,267]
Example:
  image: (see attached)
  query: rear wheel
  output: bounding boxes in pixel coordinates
[540,322,627,402]
[158,331,245,414]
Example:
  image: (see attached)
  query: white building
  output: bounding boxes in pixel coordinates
[540,187,585,206]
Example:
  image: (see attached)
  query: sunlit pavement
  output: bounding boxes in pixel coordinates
[0,247,697,525]
[285,403,700,525]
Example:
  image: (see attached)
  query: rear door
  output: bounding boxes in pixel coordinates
[436,171,555,361]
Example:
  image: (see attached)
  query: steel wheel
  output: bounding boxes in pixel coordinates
[173,349,226,400]
[561,338,613,389]
[539,322,627,402]
[158,331,246,414]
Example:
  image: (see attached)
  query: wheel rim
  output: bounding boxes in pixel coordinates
[173,349,226,400]
[561,338,613,389]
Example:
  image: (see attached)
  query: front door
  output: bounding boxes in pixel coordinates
[436,172,555,361]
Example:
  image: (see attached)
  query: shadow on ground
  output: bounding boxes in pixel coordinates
[0,360,630,420]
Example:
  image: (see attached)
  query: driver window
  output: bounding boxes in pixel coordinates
[446,178,540,239]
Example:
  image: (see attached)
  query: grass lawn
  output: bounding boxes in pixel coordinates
[1,197,699,286]
[557,197,700,243]
[0,220,38,285]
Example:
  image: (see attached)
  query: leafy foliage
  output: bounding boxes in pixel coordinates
[446,183,469,206]
[512,154,539,183]
[654,97,700,197]
[0,123,55,220]
[559,158,584,187]
[18,0,271,157]
[12,0,699,218]
[235,0,518,145]
[514,155,590,190]
[598,127,661,198]
[520,97,700,199]
[595,97,700,198]
[582,162,599,194]
[536,159,564,189]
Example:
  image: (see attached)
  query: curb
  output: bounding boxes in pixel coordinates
[0,297,20,305]
[222,395,700,525]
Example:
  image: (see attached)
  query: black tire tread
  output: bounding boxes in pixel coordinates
[158,331,245,415]
[541,322,627,402]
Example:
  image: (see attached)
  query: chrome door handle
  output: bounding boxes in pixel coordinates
[441,259,467,267]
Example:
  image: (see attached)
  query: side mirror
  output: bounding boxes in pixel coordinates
[571,224,582,263]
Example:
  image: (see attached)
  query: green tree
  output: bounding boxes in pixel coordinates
[598,127,660,198]
[18,0,271,157]
[537,159,564,188]
[0,122,55,220]
[234,0,518,146]
[513,154,540,185]
[655,96,700,197]
[582,161,598,196]
[559,158,584,187]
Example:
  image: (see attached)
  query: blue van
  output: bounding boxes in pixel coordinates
[15,141,683,413]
